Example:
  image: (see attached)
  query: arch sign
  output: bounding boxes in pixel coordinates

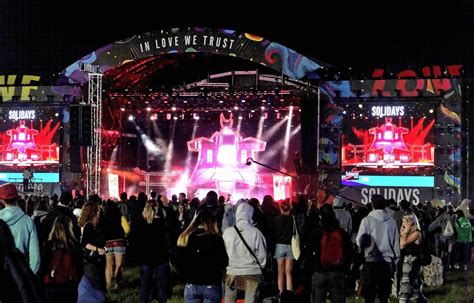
[59,27,325,85]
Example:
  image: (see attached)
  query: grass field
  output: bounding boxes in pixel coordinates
[108,265,474,303]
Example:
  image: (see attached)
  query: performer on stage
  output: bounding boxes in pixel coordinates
[22,167,32,191]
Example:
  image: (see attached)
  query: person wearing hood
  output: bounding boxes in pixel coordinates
[223,202,267,303]
[356,194,400,303]
[176,210,228,303]
[333,196,352,235]
[0,183,40,274]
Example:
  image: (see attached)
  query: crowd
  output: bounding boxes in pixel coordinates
[0,181,473,303]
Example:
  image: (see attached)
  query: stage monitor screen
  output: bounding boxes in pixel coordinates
[0,106,62,173]
[341,102,435,187]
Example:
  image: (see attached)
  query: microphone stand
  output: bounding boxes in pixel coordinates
[246,158,299,179]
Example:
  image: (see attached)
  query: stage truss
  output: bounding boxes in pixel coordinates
[87,73,103,197]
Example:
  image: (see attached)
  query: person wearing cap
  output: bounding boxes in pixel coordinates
[0,183,40,273]
[333,196,352,235]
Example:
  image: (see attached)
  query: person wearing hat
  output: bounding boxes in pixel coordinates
[0,183,40,273]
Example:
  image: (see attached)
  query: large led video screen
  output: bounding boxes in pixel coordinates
[0,106,62,173]
[341,102,435,187]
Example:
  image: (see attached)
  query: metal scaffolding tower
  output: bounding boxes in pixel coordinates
[86,73,102,197]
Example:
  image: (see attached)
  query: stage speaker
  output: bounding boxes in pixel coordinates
[300,94,318,173]
[70,104,92,146]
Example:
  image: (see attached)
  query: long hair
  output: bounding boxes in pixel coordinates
[177,210,218,247]
[48,215,78,251]
[403,213,421,232]
[78,201,99,227]
[142,200,156,224]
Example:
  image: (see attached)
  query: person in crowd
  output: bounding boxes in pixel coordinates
[428,202,455,267]
[222,201,236,232]
[333,196,352,235]
[187,197,199,219]
[118,192,130,221]
[40,215,83,303]
[305,204,352,303]
[177,203,190,235]
[32,197,49,223]
[387,198,403,230]
[40,192,80,247]
[102,201,126,290]
[453,210,472,271]
[261,195,280,257]
[176,210,229,303]
[178,192,188,205]
[0,219,45,303]
[223,202,267,303]
[397,213,427,303]
[0,183,40,274]
[273,200,295,293]
[171,194,179,209]
[356,194,400,303]
[249,198,269,240]
[134,200,169,303]
[78,201,106,296]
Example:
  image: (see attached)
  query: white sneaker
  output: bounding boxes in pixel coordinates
[454,264,460,270]
[463,265,468,271]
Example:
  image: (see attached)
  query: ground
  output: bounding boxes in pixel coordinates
[108,265,474,303]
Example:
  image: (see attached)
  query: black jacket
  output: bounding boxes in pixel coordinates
[0,250,45,303]
[176,229,228,285]
[39,240,84,286]
[133,216,169,266]
[304,227,352,274]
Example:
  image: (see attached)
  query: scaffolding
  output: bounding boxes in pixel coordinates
[86,73,102,197]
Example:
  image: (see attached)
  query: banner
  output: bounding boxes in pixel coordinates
[339,186,434,205]
[59,27,325,85]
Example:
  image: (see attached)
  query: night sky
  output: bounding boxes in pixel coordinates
[0,1,472,79]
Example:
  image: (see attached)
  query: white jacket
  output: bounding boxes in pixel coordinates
[223,202,267,276]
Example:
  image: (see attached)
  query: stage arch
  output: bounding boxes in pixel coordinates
[58,27,327,85]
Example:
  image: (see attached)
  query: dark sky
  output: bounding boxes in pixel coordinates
[0,1,473,78]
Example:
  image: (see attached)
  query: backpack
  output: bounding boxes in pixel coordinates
[442,219,454,237]
[320,229,344,270]
[422,255,443,287]
[44,250,78,285]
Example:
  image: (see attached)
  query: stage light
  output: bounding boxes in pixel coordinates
[150,116,156,121]
[55,113,59,117]
[219,100,224,104]
[128,115,134,121]
[261,106,265,110]
[166,113,172,120]
[120,108,125,112]
[429,109,434,113]
[251,110,255,113]
[238,116,243,120]
[289,105,294,110]
[343,110,347,115]
[262,99,266,103]
[275,110,279,112]
[234,106,239,110]
[358,104,363,108]
[172,106,177,111]
[241,99,246,103]
[146,107,151,112]
[173,116,178,120]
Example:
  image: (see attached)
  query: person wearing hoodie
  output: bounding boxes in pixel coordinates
[0,183,40,274]
[333,196,352,235]
[356,194,400,303]
[223,202,267,303]
[176,210,228,303]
